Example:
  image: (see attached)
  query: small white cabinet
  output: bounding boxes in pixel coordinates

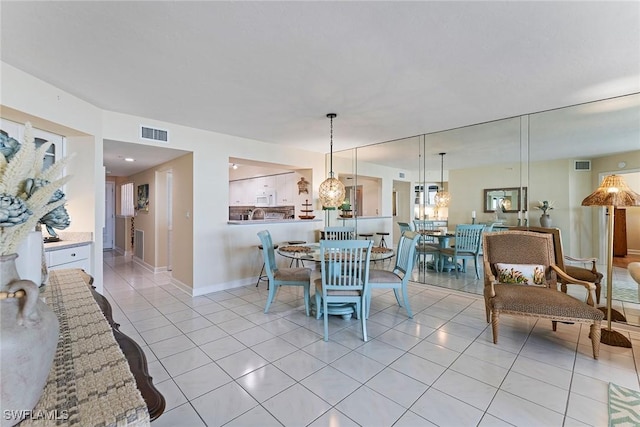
[47,244,91,272]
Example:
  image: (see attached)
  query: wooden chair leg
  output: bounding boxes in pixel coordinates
[590,322,601,359]
[491,310,499,344]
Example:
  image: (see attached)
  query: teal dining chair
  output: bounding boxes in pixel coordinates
[315,239,373,342]
[439,224,485,279]
[397,222,413,234]
[367,231,421,318]
[257,230,311,315]
[323,226,355,240]
[413,219,440,269]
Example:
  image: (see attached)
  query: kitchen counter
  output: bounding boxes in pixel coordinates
[227,219,322,225]
[43,231,93,251]
[337,216,393,220]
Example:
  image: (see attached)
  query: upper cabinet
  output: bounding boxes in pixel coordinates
[276,173,294,205]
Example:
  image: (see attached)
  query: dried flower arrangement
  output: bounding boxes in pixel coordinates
[0,123,71,256]
[535,200,554,215]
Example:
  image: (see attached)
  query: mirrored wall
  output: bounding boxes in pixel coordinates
[331,93,640,325]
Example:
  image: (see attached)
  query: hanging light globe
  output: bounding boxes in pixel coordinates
[434,152,450,207]
[319,175,346,208]
[318,113,346,208]
[434,190,450,208]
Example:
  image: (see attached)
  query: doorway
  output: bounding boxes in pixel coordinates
[104,181,115,249]
[155,169,173,272]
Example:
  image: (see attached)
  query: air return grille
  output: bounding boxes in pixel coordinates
[140,125,169,142]
[134,229,144,259]
[574,160,591,171]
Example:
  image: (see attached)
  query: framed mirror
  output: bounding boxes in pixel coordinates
[484,187,527,213]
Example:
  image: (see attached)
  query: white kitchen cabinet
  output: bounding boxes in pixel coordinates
[276,173,294,205]
[46,244,91,272]
[229,181,242,205]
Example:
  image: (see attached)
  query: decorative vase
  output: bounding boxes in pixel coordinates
[0,253,59,426]
[15,230,45,287]
[540,214,552,228]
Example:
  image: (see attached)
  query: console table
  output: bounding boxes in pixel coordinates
[21,269,164,426]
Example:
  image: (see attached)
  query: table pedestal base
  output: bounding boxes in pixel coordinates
[310,298,355,320]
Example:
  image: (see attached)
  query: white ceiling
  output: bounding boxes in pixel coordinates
[1,1,639,175]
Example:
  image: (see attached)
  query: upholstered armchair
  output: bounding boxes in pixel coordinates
[511,226,604,304]
[483,231,604,359]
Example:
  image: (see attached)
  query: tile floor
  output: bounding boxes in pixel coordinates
[103,250,640,427]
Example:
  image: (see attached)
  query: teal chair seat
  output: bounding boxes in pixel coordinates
[257,230,311,316]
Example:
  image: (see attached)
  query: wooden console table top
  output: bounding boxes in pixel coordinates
[21,269,152,426]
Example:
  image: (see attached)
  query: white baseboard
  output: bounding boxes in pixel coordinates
[628,249,640,256]
[192,277,258,297]
[169,277,193,296]
[113,246,133,256]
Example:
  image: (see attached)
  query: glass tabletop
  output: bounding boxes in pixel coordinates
[277,242,394,262]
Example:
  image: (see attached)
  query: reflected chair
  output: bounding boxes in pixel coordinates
[314,239,373,341]
[412,220,440,269]
[397,222,412,235]
[439,224,485,278]
[367,231,421,318]
[483,231,603,358]
[257,230,311,316]
[324,226,355,240]
[511,226,603,304]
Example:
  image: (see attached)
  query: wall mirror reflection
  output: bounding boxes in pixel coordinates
[338,93,640,327]
[484,187,527,213]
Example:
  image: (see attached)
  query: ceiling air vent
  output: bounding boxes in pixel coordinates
[140,125,169,143]
[574,160,591,171]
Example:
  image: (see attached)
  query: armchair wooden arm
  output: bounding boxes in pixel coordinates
[550,265,596,306]
[564,255,598,273]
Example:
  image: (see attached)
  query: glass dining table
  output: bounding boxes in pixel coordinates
[277,242,395,265]
[276,242,395,318]
[418,230,460,272]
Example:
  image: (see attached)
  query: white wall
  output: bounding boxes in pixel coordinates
[2,61,327,295]
[1,62,104,291]
[102,111,327,295]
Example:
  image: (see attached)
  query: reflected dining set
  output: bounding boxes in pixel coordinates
[408,220,486,279]
[256,228,420,342]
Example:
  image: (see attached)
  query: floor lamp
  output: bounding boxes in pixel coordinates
[582,174,640,347]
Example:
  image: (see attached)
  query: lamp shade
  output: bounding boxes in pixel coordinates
[319,176,345,208]
[581,174,640,207]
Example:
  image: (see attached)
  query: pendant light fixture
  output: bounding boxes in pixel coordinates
[434,152,450,207]
[318,113,346,208]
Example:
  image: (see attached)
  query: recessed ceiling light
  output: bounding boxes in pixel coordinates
[232,164,238,170]
[124,158,135,162]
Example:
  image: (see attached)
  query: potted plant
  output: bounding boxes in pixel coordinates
[339,201,352,218]
[535,200,554,227]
